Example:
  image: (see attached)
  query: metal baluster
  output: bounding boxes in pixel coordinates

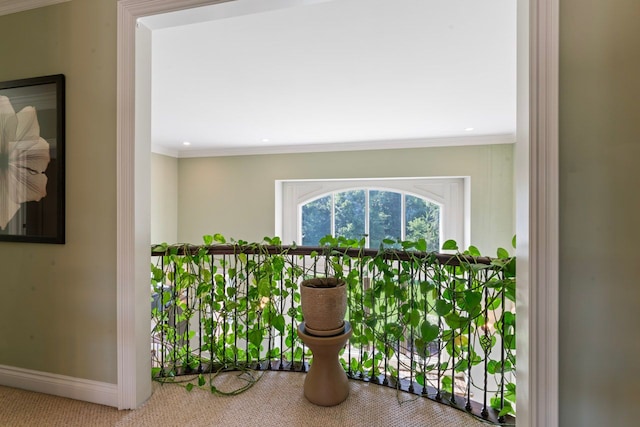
[292,254,302,371]
[408,261,415,393]
[382,263,389,386]
[498,269,506,424]
[198,257,203,373]
[481,269,490,419]
[185,268,191,373]
[247,253,253,369]
[172,261,178,373]
[435,262,443,402]
[396,260,401,390]
[371,263,378,384]
[347,256,354,378]
[421,260,427,396]
[465,271,473,411]
[233,253,238,367]
[209,254,216,374]
[159,256,165,377]
[450,265,458,405]
[222,254,227,369]
[266,253,273,371]
[359,260,365,380]
[279,258,285,370]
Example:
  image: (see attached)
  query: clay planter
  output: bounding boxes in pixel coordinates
[300,278,347,336]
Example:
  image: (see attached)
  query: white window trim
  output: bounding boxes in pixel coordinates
[277,177,468,248]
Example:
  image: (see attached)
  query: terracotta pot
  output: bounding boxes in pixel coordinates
[300,278,347,336]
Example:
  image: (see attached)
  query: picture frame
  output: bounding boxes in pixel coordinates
[0,74,65,244]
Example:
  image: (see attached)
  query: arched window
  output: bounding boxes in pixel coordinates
[301,189,442,250]
[277,178,467,250]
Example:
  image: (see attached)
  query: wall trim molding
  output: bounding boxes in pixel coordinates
[166,134,515,159]
[0,365,117,407]
[525,0,559,425]
[0,0,69,16]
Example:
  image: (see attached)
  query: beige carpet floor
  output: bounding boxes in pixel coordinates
[0,371,493,426]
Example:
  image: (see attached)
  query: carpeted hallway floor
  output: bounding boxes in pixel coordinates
[0,371,493,426]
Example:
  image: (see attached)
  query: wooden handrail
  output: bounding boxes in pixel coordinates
[151,243,496,266]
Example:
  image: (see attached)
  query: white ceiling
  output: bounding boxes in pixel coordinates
[142,0,516,158]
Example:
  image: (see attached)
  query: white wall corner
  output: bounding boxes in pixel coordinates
[117,0,233,410]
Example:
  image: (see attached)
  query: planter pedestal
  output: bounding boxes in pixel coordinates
[297,321,352,407]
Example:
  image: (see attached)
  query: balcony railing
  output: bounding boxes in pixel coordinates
[151,239,516,425]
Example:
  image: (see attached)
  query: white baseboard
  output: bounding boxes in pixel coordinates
[0,364,118,408]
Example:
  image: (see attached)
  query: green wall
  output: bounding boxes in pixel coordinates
[559,1,640,426]
[151,153,178,244]
[176,144,514,255]
[0,1,117,384]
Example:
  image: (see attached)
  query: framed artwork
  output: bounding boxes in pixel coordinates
[0,74,65,244]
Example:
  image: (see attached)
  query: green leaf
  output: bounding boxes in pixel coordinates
[467,245,481,257]
[512,234,517,249]
[463,291,483,311]
[441,376,453,393]
[486,296,501,310]
[498,402,514,417]
[198,374,206,387]
[185,383,194,392]
[455,359,468,372]
[258,278,271,297]
[385,323,404,341]
[202,235,213,245]
[273,314,286,334]
[504,334,516,350]
[249,329,263,347]
[497,247,510,259]
[409,309,421,328]
[421,320,440,343]
[441,239,458,250]
[213,233,226,244]
[503,311,516,326]
[151,367,161,378]
[435,299,453,316]
[444,312,469,330]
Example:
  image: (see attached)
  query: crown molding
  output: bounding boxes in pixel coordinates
[164,134,516,159]
[0,0,70,16]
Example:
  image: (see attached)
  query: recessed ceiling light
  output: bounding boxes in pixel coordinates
[262,138,270,143]
[465,127,475,132]
[183,141,191,146]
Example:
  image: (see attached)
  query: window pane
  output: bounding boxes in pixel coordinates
[334,190,365,242]
[405,195,441,251]
[369,190,402,249]
[301,195,331,245]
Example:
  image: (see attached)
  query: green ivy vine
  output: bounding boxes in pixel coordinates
[150,234,516,421]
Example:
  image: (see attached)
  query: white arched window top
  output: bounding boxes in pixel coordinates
[276,177,468,250]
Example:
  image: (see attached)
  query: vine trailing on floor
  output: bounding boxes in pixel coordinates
[150,234,516,421]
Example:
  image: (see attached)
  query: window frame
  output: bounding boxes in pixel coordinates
[277,177,468,249]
